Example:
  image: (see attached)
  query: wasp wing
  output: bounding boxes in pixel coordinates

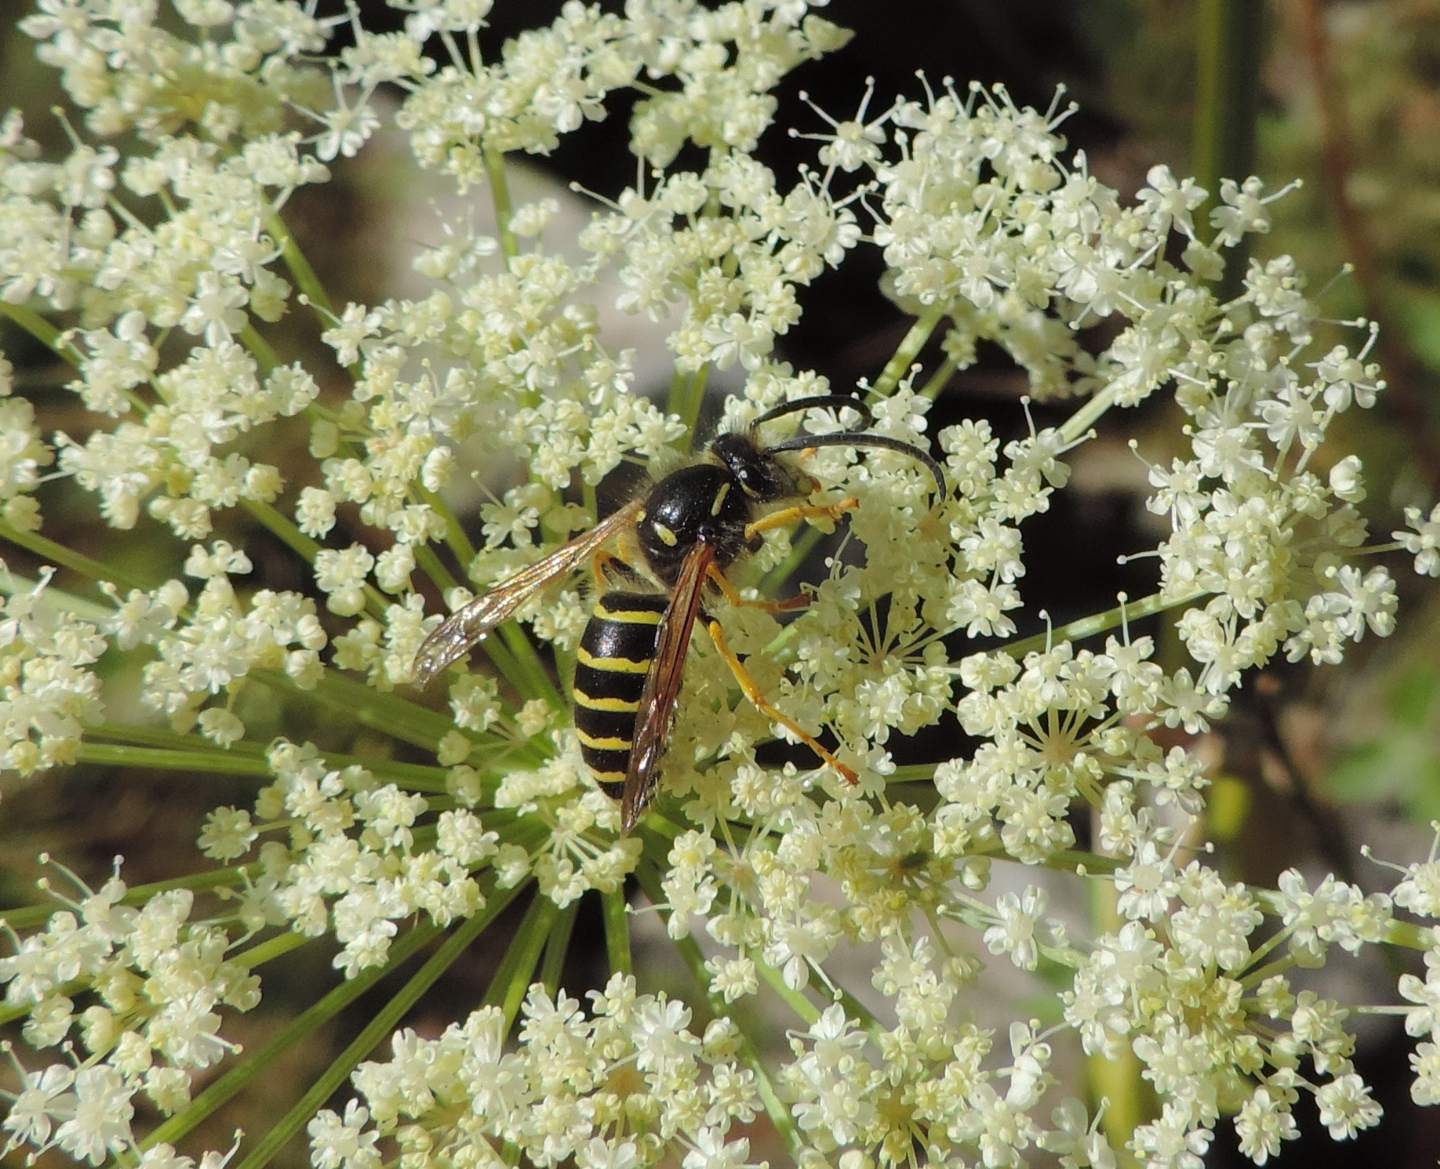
[412,499,643,688]
[620,540,716,832]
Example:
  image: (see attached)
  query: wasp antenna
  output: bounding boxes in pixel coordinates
[765,431,948,498]
[749,394,873,432]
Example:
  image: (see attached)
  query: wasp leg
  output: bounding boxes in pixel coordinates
[706,564,809,613]
[705,618,858,785]
[590,548,631,591]
[744,497,858,541]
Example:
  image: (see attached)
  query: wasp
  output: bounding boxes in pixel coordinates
[413,395,946,832]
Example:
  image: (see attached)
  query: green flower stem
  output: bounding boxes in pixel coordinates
[1193,0,1263,297]
[601,887,632,977]
[239,499,389,620]
[0,519,155,592]
[240,323,280,373]
[994,588,1210,661]
[1060,382,1120,445]
[919,355,959,401]
[0,572,113,622]
[142,928,433,1154]
[232,879,525,1169]
[76,742,272,777]
[540,900,579,995]
[251,668,452,752]
[1089,862,1148,1146]
[1,301,83,365]
[499,623,564,711]
[0,864,255,931]
[232,930,311,970]
[90,721,264,754]
[413,536,461,594]
[481,890,556,1034]
[86,722,454,790]
[417,485,478,567]
[871,307,946,398]
[268,210,334,315]
[752,955,821,1026]
[484,147,519,263]
[635,862,804,1161]
[669,362,711,453]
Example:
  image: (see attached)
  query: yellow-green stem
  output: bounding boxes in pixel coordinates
[240,499,389,620]
[232,879,525,1169]
[143,926,433,1153]
[1089,877,1148,1144]
[601,887,632,976]
[0,519,154,592]
[268,210,334,315]
[635,862,804,1159]
[995,588,1209,661]
[484,147,519,263]
[540,901,578,994]
[482,890,556,1035]
[871,307,945,397]
[1,301,82,365]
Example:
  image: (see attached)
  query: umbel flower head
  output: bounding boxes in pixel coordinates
[2,2,1439,1168]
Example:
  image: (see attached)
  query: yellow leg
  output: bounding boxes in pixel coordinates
[706,619,858,785]
[706,565,809,613]
[591,549,629,591]
[744,497,858,541]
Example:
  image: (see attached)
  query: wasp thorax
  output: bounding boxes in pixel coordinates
[638,463,753,585]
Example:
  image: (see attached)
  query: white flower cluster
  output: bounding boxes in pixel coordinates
[313,978,762,1169]
[1,865,257,1166]
[2,1,1439,1168]
[232,740,498,977]
[1,568,105,775]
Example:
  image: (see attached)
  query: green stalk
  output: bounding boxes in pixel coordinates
[0,572,113,622]
[1060,382,1120,445]
[601,887,632,977]
[1089,868,1147,1146]
[870,307,945,397]
[239,499,389,620]
[268,211,334,316]
[0,865,254,931]
[75,743,273,777]
[540,900,578,995]
[413,540,460,594]
[0,520,154,592]
[417,485,477,566]
[232,880,525,1169]
[1193,0,1264,298]
[142,928,432,1153]
[89,721,264,753]
[250,668,454,752]
[1,302,82,365]
[994,588,1209,661]
[481,890,556,1034]
[239,324,280,373]
[634,863,803,1160]
[86,724,453,792]
[484,147,519,263]
[669,363,711,453]
[232,930,311,970]
[498,623,563,711]
[752,956,821,1025]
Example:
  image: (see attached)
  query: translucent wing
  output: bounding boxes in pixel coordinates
[413,499,643,688]
[621,540,716,832]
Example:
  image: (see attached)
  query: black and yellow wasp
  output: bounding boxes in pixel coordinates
[413,395,946,831]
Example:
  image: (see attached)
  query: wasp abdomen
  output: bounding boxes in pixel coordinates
[573,591,668,796]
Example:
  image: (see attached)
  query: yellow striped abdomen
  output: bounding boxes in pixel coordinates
[573,591,667,794]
